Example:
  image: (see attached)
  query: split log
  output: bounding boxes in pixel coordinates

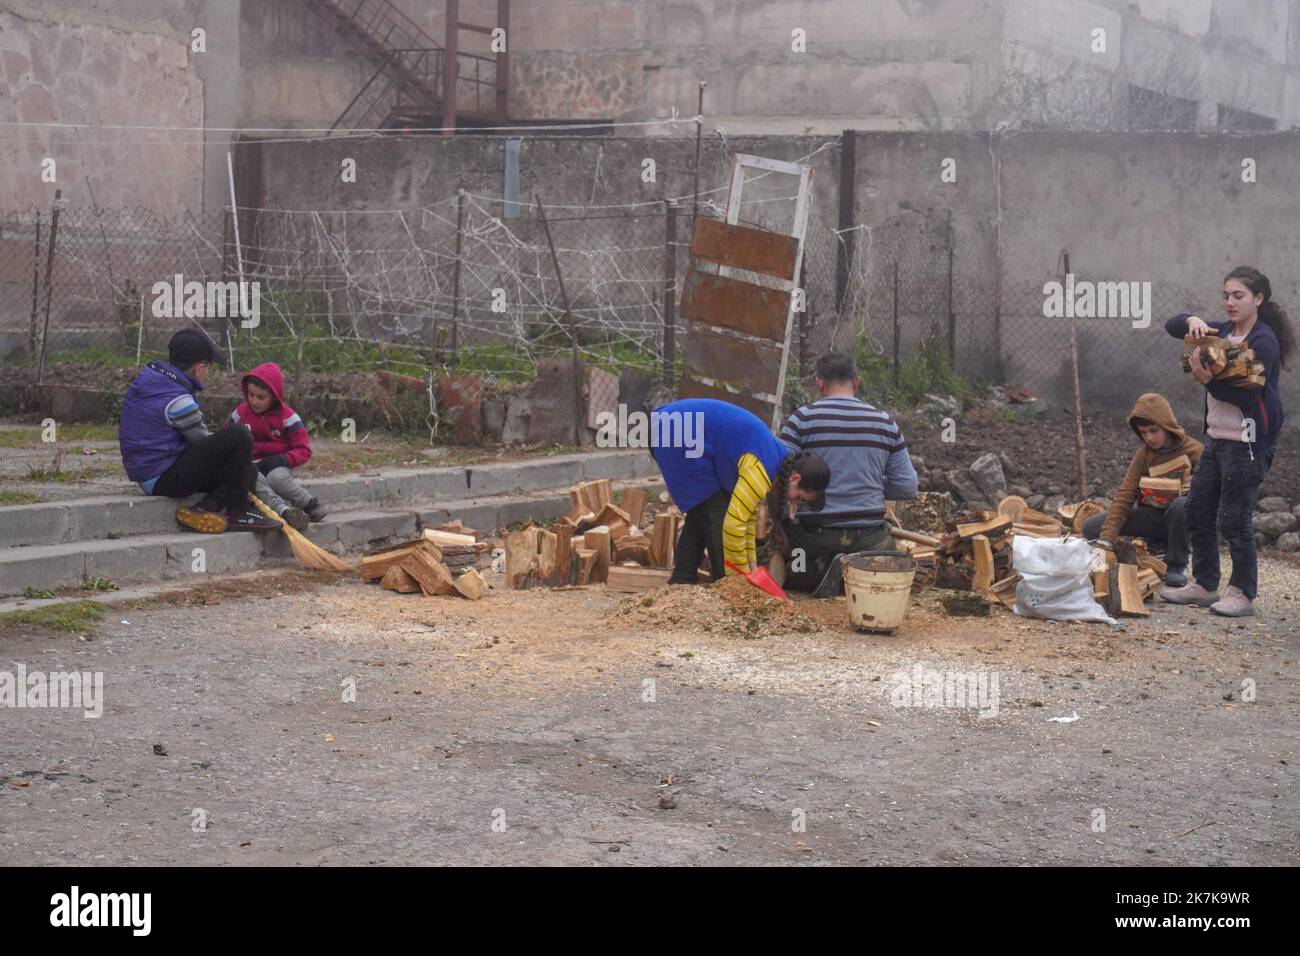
[452,568,488,600]
[620,488,647,528]
[1148,455,1192,479]
[505,527,543,589]
[1137,552,1168,578]
[362,541,440,581]
[956,515,1012,539]
[650,513,681,568]
[996,495,1029,523]
[574,548,599,585]
[380,564,421,593]
[1117,563,1149,616]
[401,547,458,596]
[593,503,632,541]
[615,535,653,566]
[606,566,672,592]
[983,574,1020,608]
[583,527,612,583]
[437,520,481,540]
[569,479,612,519]
[971,534,995,591]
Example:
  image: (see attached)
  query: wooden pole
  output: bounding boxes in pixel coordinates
[663,199,676,388]
[691,81,706,232]
[449,188,465,365]
[1062,250,1088,498]
[36,189,62,384]
[28,209,41,361]
[535,196,583,447]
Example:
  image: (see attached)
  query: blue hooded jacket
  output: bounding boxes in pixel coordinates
[650,399,788,512]
[1166,313,1285,458]
[118,361,203,485]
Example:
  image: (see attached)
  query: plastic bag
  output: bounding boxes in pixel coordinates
[1011,536,1116,625]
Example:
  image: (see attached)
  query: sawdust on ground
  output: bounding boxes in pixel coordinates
[613,574,823,639]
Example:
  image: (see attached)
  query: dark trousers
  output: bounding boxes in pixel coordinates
[1185,438,1269,599]
[151,427,254,512]
[670,490,730,584]
[1082,497,1190,570]
[782,521,893,592]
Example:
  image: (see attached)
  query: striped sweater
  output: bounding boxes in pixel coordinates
[721,453,772,571]
[779,395,917,527]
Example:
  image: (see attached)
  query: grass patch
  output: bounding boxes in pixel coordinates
[21,464,108,483]
[0,600,105,635]
[23,586,55,600]
[0,423,119,448]
[81,576,118,593]
[0,490,44,505]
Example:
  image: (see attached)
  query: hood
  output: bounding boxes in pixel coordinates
[241,362,285,406]
[1128,392,1186,445]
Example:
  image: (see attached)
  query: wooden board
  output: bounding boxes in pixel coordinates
[1148,455,1192,479]
[452,568,487,600]
[422,528,477,548]
[583,527,611,583]
[971,534,995,591]
[620,488,647,528]
[689,217,799,281]
[380,564,421,593]
[606,566,673,593]
[680,268,791,343]
[676,376,775,423]
[956,515,1012,539]
[684,324,783,394]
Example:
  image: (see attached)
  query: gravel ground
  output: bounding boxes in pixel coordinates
[2,560,1297,867]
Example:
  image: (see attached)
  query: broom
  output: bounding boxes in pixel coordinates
[248,492,353,573]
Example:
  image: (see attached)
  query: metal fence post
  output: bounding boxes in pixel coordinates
[663,200,676,388]
[946,235,956,365]
[449,187,465,366]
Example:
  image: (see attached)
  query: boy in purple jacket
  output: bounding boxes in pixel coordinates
[118,329,282,533]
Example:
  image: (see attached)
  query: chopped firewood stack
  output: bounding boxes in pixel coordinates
[361,522,491,600]
[894,511,1016,592]
[1140,454,1193,505]
[501,481,682,592]
[1090,538,1165,617]
[1181,334,1266,390]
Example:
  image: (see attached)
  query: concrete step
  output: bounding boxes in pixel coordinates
[0,477,665,598]
[0,449,657,549]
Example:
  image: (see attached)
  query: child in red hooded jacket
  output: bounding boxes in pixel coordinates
[227,362,328,523]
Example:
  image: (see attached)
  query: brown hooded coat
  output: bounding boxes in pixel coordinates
[1098,393,1204,542]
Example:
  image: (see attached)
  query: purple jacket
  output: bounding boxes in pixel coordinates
[118,361,203,484]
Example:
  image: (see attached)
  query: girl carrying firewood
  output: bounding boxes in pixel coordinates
[650,398,829,584]
[1162,266,1294,617]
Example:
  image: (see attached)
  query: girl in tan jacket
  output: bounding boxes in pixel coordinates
[1082,393,1203,587]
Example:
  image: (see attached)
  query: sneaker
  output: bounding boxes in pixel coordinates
[224,509,282,533]
[1163,566,1188,588]
[176,498,228,534]
[811,553,848,599]
[1160,581,1219,606]
[279,506,310,532]
[1210,586,1254,618]
[305,497,329,522]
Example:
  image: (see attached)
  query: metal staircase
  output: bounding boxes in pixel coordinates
[307,0,504,132]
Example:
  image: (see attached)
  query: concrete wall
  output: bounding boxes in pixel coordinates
[0,0,206,214]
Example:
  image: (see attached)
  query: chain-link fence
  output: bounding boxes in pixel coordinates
[0,190,1235,429]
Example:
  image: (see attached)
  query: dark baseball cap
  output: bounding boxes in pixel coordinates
[168,328,226,368]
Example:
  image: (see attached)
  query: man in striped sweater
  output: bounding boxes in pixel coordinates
[778,352,918,595]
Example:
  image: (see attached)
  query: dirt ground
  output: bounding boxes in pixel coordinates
[2,565,1297,866]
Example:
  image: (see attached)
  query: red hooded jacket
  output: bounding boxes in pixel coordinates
[226,362,312,469]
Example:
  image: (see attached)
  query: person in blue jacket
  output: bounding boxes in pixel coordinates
[119,328,280,534]
[1162,266,1293,617]
[650,398,829,585]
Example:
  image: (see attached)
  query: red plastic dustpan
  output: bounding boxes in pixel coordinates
[725,560,792,603]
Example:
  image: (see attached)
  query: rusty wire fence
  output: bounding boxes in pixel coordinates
[0,192,1219,426]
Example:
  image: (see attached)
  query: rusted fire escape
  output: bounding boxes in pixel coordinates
[305,0,510,132]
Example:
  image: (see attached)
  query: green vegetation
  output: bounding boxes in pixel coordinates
[0,423,118,448]
[0,490,44,505]
[21,463,107,483]
[22,586,55,600]
[81,576,118,593]
[0,600,104,635]
[854,334,978,409]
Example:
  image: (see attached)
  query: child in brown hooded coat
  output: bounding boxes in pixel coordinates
[1082,393,1203,587]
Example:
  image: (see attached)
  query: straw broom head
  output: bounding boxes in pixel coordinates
[248,493,353,573]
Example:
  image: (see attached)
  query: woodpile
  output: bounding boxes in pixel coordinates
[361,534,490,601]
[1090,538,1164,616]
[1181,334,1265,390]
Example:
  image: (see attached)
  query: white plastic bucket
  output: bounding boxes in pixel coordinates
[842,551,916,634]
